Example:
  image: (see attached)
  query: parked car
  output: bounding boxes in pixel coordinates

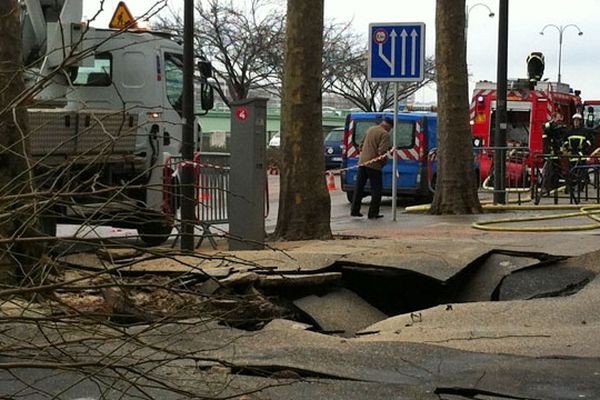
[268,132,280,148]
[324,127,344,170]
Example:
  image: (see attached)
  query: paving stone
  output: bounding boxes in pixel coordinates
[293,288,387,336]
[499,264,596,300]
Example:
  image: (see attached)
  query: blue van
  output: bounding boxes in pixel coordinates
[340,112,437,202]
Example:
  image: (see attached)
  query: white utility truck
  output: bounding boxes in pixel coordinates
[20,0,213,245]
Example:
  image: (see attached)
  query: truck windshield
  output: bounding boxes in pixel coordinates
[490,110,531,146]
[164,53,183,114]
[353,120,414,148]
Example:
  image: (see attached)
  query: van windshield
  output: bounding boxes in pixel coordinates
[352,120,414,148]
[325,128,344,142]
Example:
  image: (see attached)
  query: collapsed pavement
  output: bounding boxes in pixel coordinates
[1,237,600,399]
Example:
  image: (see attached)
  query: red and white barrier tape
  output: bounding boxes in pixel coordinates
[174,161,231,171]
[171,150,394,175]
[325,149,393,175]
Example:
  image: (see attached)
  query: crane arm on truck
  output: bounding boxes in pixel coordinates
[21,0,82,65]
[21,0,86,102]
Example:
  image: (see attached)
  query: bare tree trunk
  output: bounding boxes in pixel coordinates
[430,0,482,214]
[274,0,332,240]
[0,0,36,282]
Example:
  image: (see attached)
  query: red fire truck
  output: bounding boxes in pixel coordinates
[470,78,583,185]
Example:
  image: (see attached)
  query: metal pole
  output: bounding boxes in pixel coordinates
[493,0,508,204]
[181,0,195,250]
[557,30,563,83]
[392,82,398,221]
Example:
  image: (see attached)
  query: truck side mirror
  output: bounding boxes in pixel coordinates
[587,107,595,128]
[197,60,213,79]
[200,81,214,111]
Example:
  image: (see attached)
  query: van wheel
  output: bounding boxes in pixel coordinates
[416,193,434,204]
[429,173,437,192]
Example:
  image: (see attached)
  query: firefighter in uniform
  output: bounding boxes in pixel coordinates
[542,112,566,155]
[561,113,595,197]
[561,113,593,158]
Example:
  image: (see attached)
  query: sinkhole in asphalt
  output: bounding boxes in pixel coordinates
[225,251,595,336]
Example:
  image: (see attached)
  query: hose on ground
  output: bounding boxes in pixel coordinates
[472,204,600,232]
[405,199,600,232]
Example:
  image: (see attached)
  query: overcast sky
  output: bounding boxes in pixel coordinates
[84,0,599,102]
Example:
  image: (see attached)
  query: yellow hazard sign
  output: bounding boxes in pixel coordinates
[475,113,486,123]
[109,1,137,29]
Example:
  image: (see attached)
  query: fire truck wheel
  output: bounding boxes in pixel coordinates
[137,220,174,246]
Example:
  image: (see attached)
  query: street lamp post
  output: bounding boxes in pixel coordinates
[465,3,495,108]
[465,3,495,44]
[539,24,583,83]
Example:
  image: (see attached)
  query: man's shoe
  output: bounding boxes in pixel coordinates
[351,212,363,217]
[368,214,384,219]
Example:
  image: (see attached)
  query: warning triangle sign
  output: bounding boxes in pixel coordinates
[109,2,137,29]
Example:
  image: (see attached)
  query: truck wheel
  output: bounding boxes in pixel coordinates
[38,213,57,237]
[137,220,174,246]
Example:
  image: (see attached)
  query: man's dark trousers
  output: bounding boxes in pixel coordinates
[351,166,383,218]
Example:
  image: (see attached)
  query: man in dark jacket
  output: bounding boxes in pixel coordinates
[542,111,566,155]
[350,117,393,219]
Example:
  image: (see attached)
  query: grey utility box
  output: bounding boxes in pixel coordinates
[228,98,267,250]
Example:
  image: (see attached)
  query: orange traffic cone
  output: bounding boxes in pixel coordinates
[326,172,336,191]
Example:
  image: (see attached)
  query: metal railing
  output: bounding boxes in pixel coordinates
[532,153,600,205]
[473,146,600,205]
[426,146,533,203]
[476,146,533,204]
[164,152,230,247]
[195,152,230,224]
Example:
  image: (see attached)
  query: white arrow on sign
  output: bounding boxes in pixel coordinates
[378,29,397,75]
[411,29,419,75]
[400,30,408,76]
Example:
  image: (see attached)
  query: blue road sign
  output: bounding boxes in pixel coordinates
[368,22,426,82]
